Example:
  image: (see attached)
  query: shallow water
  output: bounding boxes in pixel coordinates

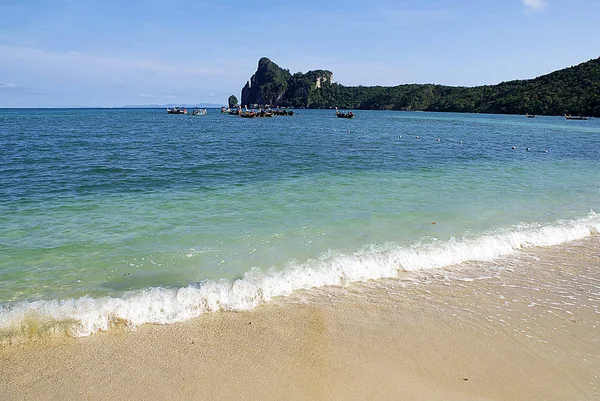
[1,108,599,337]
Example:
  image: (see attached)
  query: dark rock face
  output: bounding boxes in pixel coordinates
[240,81,258,107]
[228,95,238,108]
[241,58,290,107]
[240,58,333,108]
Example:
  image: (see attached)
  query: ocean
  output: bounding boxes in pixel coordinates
[1,108,599,339]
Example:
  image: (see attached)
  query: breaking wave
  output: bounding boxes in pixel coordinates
[1,212,598,341]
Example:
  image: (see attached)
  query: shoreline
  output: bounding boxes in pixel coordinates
[3,212,598,341]
[1,237,599,400]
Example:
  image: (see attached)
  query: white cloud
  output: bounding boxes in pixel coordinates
[522,0,547,12]
[0,45,227,78]
[0,45,243,104]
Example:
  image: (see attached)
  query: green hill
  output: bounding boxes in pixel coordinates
[239,57,600,116]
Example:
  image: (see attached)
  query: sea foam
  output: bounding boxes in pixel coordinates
[1,212,598,339]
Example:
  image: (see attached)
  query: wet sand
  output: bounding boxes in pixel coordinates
[1,237,599,400]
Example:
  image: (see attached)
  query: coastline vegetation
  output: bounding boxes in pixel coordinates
[240,57,600,117]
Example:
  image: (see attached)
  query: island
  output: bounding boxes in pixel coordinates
[238,57,600,117]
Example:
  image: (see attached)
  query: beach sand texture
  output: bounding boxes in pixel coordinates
[1,236,599,400]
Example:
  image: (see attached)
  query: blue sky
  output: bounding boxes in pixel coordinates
[1,0,599,107]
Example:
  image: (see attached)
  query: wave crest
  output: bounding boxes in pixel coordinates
[1,212,598,341]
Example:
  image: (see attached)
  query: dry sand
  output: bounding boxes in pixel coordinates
[1,237,599,400]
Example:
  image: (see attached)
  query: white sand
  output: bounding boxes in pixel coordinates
[1,237,599,400]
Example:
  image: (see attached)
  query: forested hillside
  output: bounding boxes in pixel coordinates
[239,57,600,116]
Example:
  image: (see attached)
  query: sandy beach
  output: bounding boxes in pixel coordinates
[1,236,599,400]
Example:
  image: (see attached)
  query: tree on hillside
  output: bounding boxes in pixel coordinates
[238,57,600,116]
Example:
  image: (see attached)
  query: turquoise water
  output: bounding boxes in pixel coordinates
[1,108,599,336]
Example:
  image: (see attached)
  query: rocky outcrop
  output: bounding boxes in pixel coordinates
[241,58,291,107]
[239,56,600,116]
[240,58,333,108]
[228,95,238,108]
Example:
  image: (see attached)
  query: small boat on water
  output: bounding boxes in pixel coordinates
[257,109,272,117]
[240,106,256,118]
[272,108,294,116]
[335,107,354,119]
[526,113,535,118]
[564,114,588,120]
[191,107,207,116]
[167,106,187,114]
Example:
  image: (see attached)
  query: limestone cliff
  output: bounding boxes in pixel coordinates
[241,58,291,107]
[238,56,600,116]
[240,58,333,108]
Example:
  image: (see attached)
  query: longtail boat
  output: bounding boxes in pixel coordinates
[335,107,354,118]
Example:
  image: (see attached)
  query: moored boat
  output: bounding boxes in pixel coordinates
[526,113,535,118]
[191,107,207,116]
[237,106,254,118]
[166,106,187,114]
[255,109,273,117]
[564,114,588,120]
[240,111,256,118]
[335,107,354,118]
[270,108,294,116]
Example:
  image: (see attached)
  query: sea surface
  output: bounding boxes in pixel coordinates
[1,108,599,339]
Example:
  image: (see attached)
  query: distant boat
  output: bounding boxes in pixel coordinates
[191,107,207,116]
[272,108,294,116]
[526,113,535,118]
[167,106,187,114]
[240,106,256,118]
[240,111,256,118]
[564,114,588,120]
[335,107,354,119]
[257,109,272,117]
